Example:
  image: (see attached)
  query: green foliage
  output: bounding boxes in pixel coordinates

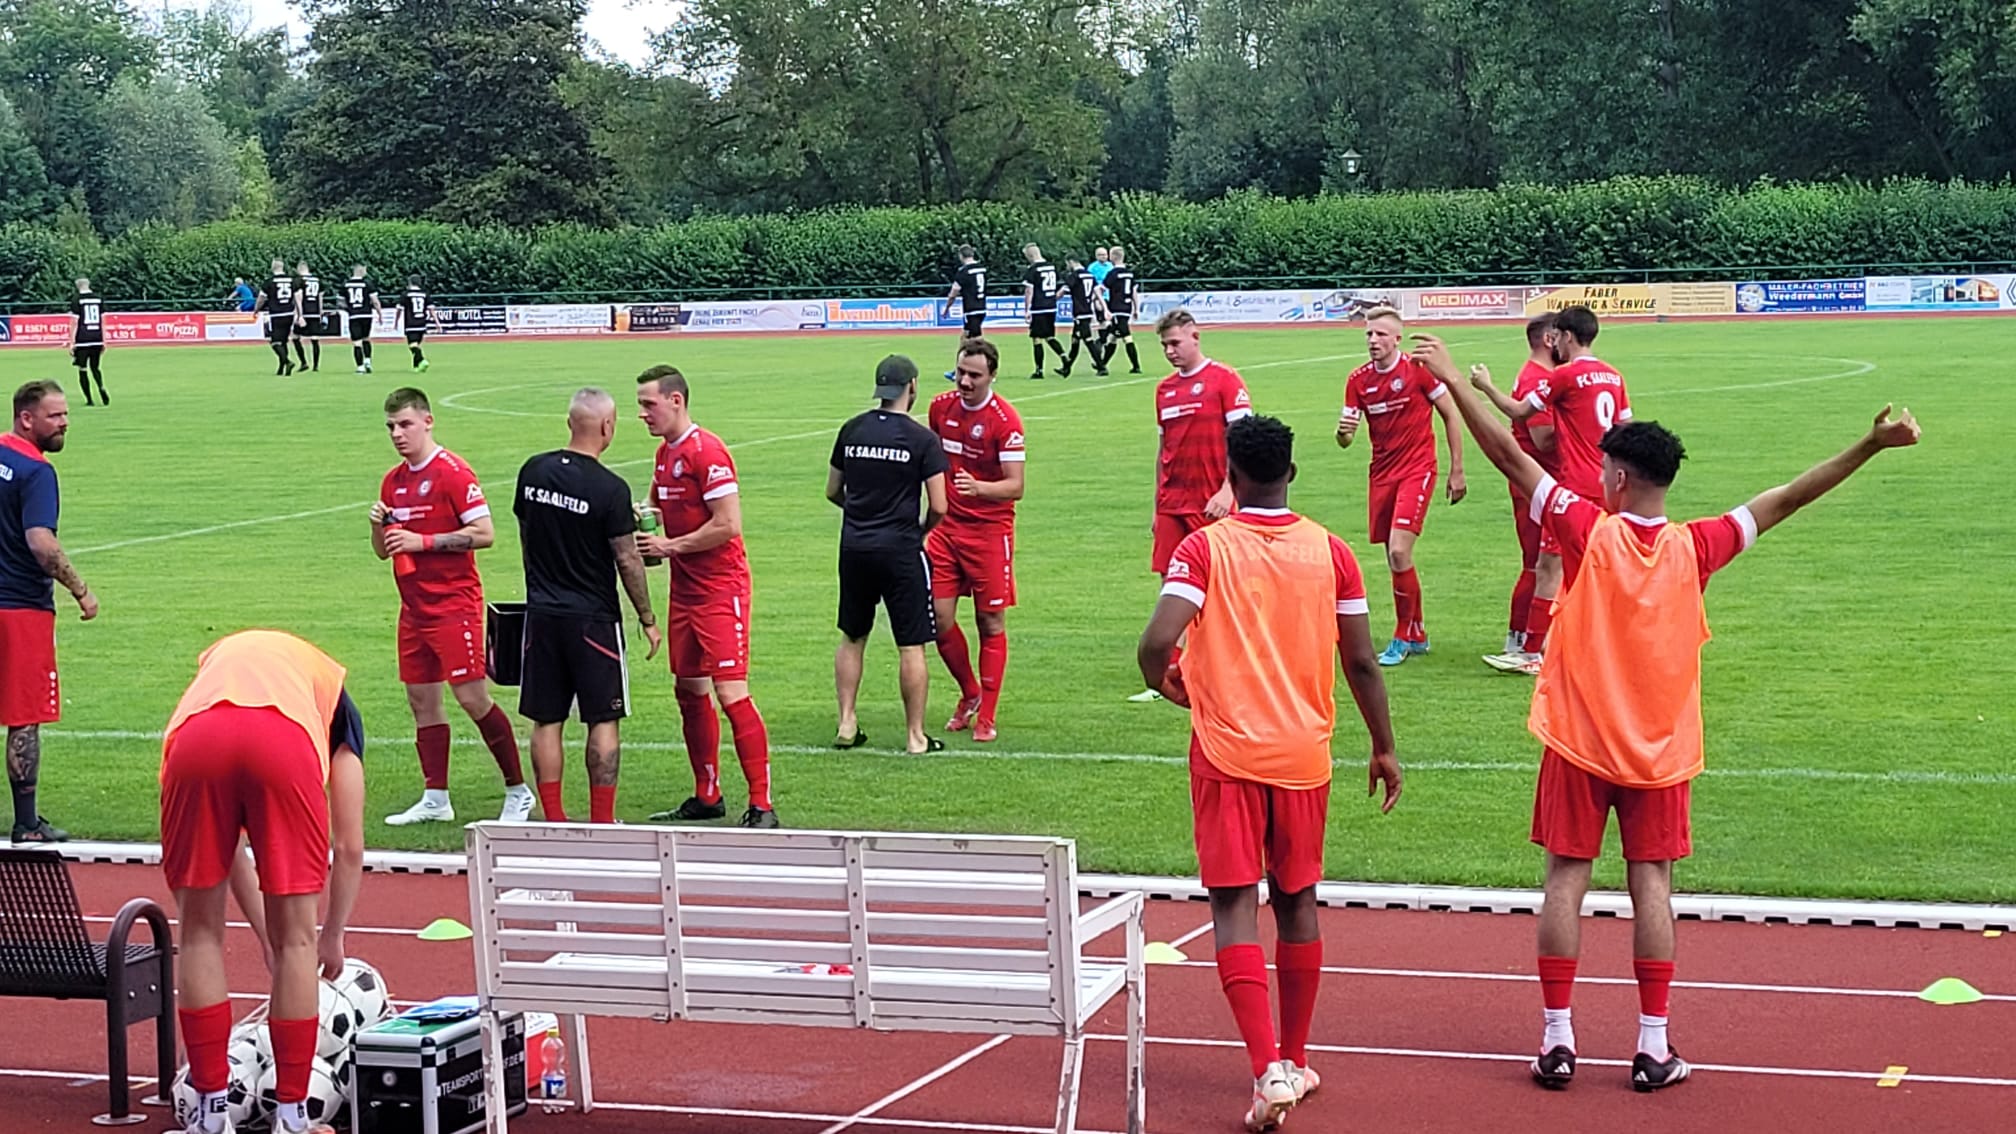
[0,92,51,223]
[89,77,240,234]
[16,177,2016,305]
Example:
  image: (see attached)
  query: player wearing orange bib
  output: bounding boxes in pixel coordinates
[1138,415,1401,1131]
[1417,332,1921,1095]
[927,339,1025,742]
[1335,306,1465,666]
[160,631,367,1134]
[370,388,533,827]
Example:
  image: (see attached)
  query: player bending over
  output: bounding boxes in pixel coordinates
[161,631,366,1134]
[1138,414,1401,1131]
[1413,332,1919,1094]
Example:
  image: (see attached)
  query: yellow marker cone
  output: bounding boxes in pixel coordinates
[1917,977,1984,1005]
[1877,1065,1908,1088]
[1985,930,2004,939]
[417,918,473,942]
[1143,942,1188,965]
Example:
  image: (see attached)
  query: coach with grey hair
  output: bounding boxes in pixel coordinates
[512,387,659,824]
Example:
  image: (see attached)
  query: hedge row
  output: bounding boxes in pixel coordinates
[6,177,2016,306]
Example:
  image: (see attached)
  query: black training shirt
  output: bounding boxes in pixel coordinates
[1022,261,1060,314]
[1105,266,1138,314]
[830,409,948,553]
[1067,268,1101,318]
[70,293,103,345]
[955,261,986,312]
[513,449,637,622]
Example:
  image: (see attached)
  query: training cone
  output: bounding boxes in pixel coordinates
[1143,942,1188,965]
[417,918,473,942]
[1917,977,1984,1005]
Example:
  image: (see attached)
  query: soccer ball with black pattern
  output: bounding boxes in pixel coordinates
[169,1047,265,1128]
[333,957,394,1026]
[255,1056,347,1125]
[317,978,368,1060]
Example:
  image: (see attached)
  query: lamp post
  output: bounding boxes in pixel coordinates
[1339,148,1365,193]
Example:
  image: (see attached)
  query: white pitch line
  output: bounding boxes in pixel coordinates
[816,1034,1012,1134]
[42,728,2016,787]
[1658,357,1878,396]
[1084,1033,2016,1089]
[1158,961,2016,1003]
[1171,920,1216,949]
[69,502,371,555]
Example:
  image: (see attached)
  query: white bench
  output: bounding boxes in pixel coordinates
[466,821,1146,1133]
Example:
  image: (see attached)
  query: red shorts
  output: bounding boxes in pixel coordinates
[1369,470,1436,545]
[161,705,330,896]
[1151,512,1210,575]
[1530,749,1692,862]
[398,612,486,686]
[926,523,1016,609]
[0,608,59,727]
[669,592,751,681]
[1190,742,1331,893]
[1513,489,1562,558]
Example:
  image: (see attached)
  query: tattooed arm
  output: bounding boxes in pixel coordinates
[25,528,96,620]
[610,533,662,660]
[380,515,493,556]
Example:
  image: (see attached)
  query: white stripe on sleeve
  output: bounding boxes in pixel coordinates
[701,482,740,501]
[1336,598,1370,616]
[1729,504,1758,550]
[1160,581,1206,609]
[1529,475,1559,525]
[457,504,492,524]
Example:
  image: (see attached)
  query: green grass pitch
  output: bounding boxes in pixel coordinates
[8,316,2010,902]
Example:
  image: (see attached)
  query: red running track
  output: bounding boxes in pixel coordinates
[4,862,2009,1132]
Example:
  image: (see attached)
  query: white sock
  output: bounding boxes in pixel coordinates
[197,1090,229,1133]
[422,788,450,807]
[1542,1007,1575,1052]
[274,1100,308,1131]
[1638,1013,1669,1062]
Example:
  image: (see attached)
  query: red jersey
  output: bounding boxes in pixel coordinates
[1161,509,1370,784]
[651,424,751,601]
[380,447,487,620]
[928,389,1025,527]
[1155,359,1252,515]
[1531,475,1753,593]
[1523,355,1631,497]
[1509,360,1559,476]
[1340,353,1446,482]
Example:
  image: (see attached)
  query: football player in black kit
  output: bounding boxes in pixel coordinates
[1100,246,1143,374]
[1020,244,1069,381]
[69,278,108,406]
[943,245,987,340]
[292,260,325,372]
[399,275,431,372]
[343,265,381,374]
[260,257,299,376]
[1060,257,1111,378]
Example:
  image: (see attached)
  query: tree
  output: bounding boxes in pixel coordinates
[657,0,1111,209]
[0,0,157,190]
[562,59,710,223]
[284,0,612,225]
[159,1,305,160]
[1851,0,2016,179]
[90,76,239,233]
[0,92,51,222]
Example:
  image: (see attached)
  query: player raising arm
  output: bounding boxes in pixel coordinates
[1138,414,1398,1131]
[1472,314,1563,673]
[1414,331,1919,1095]
[161,631,366,1134]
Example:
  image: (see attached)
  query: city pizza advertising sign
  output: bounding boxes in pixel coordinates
[105,312,205,343]
[1735,279,1866,314]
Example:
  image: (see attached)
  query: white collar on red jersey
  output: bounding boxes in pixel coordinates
[1619,510,1668,526]
[1240,507,1292,516]
[959,391,995,412]
[405,446,443,473]
[667,423,700,448]
[1372,353,1405,375]
[1178,358,1216,378]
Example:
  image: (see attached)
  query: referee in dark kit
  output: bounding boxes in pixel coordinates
[827,355,949,755]
[512,387,659,824]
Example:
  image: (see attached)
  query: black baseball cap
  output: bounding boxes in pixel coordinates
[874,355,918,400]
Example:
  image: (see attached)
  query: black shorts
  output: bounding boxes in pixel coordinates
[297,312,324,336]
[518,611,629,725]
[1072,315,1096,339]
[962,312,986,339]
[1108,315,1132,337]
[348,317,374,343]
[838,547,935,647]
[71,344,103,365]
[1028,312,1057,339]
[267,315,294,345]
[405,329,426,345]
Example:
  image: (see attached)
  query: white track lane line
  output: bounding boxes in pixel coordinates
[1170,920,1215,949]
[1157,961,2016,1003]
[815,1034,1012,1134]
[47,728,2016,787]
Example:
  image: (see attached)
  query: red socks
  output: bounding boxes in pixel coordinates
[536,780,567,822]
[1275,938,1323,1067]
[676,690,723,804]
[415,723,451,791]
[269,1016,317,1103]
[1538,955,1578,1010]
[179,1000,233,1093]
[1509,567,1536,642]
[935,624,981,701]
[474,705,525,786]
[977,632,1007,723]
[590,785,617,824]
[1526,600,1554,654]
[1216,944,1277,1078]
[1634,958,1675,1016]
[723,696,771,811]
[1392,566,1424,642]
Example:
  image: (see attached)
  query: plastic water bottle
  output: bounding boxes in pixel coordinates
[636,501,663,566]
[539,1027,567,1112]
